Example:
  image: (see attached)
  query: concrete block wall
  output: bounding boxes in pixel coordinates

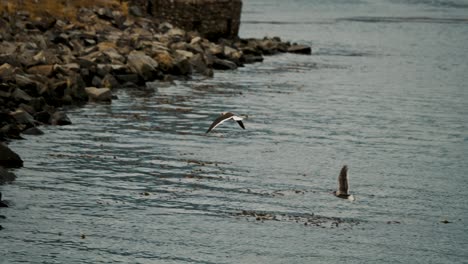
[151,0,242,40]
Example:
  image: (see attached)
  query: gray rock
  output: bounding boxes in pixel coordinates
[242,54,264,64]
[158,22,173,33]
[127,51,159,81]
[69,39,85,55]
[172,55,192,76]
[32,16,56,32]
[175,50,194,59]
[129,6,143,17]
[189,54,213,77]
[96,7,113,20]
[54,63,80,74]
[34,111,51,124]
[28,97,47,113]
[18,50,39,68]
[0,83,11,98]
[27,65,55,77]
[15,74,38,93]
[22,126,44,136]
[49,111,71,126]
[101,74,120,89]
[66,74,88,103]
[207,43,224,57]
[0,63,17,82]
[0,124,23,140]
[0,54,21,68]
[32,50,62,65]
[18,103,35,115]
[115,74,140,85]
[212,58,237,70]
[154,52,174,73]
[9,109,34,125]
[287,44,311,55]
[0,143,23,168]
[186,43,205,55]
[167,28,186,39]
[12,88,33,102]
[91,76,103,87]
[85,87,112,102]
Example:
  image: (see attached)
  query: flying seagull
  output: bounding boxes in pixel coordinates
[0,192,8,207]
[206,112,245,133]
[333,165,355,201]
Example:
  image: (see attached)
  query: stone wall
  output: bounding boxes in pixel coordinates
[151,0,242,41]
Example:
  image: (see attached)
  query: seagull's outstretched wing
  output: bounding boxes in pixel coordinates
[337,165,348,195]
[206,112,246,133]
[206,112,235,133]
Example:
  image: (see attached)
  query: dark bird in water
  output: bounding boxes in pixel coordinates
[333,165,355,201]
[0,192,8,207]
[206,112,245,133]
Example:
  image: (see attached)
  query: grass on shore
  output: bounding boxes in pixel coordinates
[0,0,127,20]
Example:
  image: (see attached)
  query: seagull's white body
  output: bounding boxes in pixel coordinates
[206,112,245,133]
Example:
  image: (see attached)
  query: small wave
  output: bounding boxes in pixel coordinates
[242,20,332,25]
[338,16,468,24]
[313,49,375,57]
[232,210,362,228]
[390,0,468,9]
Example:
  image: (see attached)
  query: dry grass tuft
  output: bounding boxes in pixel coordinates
[0,0,125,20]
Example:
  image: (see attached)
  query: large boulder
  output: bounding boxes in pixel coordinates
[15,74,39,94]
[0,143,23,168]
[22,126,44,136]
[0,83,11,98]
[9,109,35,126]
[85,87,112,102]
[287,44,311,55]
[0,124,23,140]
[34,110,51,124]
[223,46,243,65]
[0,63,17,82]
[126,51,159,81]
[154,52,174,73]
[12,88,33,103]
[242,54,264,64]
[189,54,213,77]
[27,64,55,77]
[33,16,56,31]
[101,74,120,89]
[49,111,71,126]
[212,58,237,71]
[32,50,62,65]
[172,54,192,76]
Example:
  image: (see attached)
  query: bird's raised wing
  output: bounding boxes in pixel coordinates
[337,165,349,195]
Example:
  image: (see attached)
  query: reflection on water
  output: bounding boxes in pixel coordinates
[2,0,468,263]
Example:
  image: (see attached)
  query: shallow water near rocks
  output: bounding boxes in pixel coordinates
[2,0,468,263]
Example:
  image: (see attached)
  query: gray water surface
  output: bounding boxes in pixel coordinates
[2,0,468,263]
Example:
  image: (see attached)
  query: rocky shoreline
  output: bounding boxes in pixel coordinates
[0,5,310,182]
